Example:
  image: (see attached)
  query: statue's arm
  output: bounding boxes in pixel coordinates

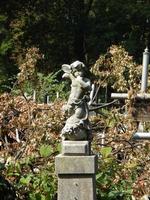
[62,72,75,81]
[76,76,91,90]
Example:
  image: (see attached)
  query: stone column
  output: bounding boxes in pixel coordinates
[55,141,97,200]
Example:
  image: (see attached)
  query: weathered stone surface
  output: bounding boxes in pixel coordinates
[55,154,97,174]
[62,141,90,155]
[57,174,96,200]
[61,61,92,140]
[55,142,97,200]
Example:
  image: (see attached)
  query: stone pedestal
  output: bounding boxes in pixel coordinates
[55,141,97,200]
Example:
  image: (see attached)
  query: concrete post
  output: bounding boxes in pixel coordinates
[55,141,97,200]
[141,47,150,93]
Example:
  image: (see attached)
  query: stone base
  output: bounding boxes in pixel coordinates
[55,141,97,200]
[57,174,96,200]
[62,141,90,155]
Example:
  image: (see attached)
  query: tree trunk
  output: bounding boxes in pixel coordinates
[73,0,86,63]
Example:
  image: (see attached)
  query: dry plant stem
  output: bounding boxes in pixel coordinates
[89,100,118,111]
[20,88,32,127]
[90,84,100,104]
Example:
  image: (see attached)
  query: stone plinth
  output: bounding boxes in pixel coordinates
[62,141,90,155]
[55,141,97,200]
[55,155,97,174]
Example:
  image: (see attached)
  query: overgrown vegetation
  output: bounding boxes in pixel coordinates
[0,44,149,200]
[0,93,63,199]
[0,0,150,199]
[91,45,141,92]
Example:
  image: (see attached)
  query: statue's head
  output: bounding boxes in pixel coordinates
[70,61,85,71]
[62,61,85,78]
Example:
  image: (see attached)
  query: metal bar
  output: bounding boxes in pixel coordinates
[89,84,95,105]
[111,93,150,100]
[141,47,150,93]
[132,132,150,140]
[111,93,128,99]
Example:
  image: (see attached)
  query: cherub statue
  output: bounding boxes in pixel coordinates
[61,61,92,140]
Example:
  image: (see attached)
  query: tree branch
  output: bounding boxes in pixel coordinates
[85,0,94,16]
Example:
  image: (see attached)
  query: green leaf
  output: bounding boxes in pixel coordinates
[35,193,43,200]
[96,172,102,180]
[41,194,46,200]
[0,15,7,23]
[100,147,112,158]
[8,172,20,176]
[108,190,119,198]
[56,143,61,153]
[0,40,12,55]
[20,175,32,185]
[0,162,5,170]
[40,144,52,157]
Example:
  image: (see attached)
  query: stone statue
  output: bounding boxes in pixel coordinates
[61,61,92,140]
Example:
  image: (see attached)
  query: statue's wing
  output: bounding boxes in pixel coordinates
[71,61,85,69]
[62,64,71,73]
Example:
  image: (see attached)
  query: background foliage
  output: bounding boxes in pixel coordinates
[0,0,150,92]
[0,0,150,200]
[0,45,150,199]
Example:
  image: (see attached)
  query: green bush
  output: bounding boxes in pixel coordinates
[96,147,138,200]
[11,71,69,103]
[4,143,58,200]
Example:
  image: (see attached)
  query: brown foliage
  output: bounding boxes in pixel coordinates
[0,93,64,159]
[91,45,142,92]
